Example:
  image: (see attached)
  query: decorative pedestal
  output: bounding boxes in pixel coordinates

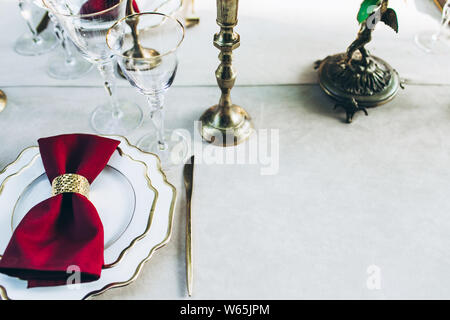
[316,53,400,123]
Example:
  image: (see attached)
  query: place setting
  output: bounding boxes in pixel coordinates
[0,134,176,299]
[0,0,257,300]
[0,0,201,299]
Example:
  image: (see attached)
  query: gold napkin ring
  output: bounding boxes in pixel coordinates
[51,174,90,198]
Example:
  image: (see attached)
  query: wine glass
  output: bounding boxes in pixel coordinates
[114,0,183,78]
[14,0,58,56]
[107,12,188,168]
[415,0,450,53]
[46,16,94,79]
[43,0,143,135]
[32,0,92,79]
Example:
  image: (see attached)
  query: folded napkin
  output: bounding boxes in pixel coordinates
[80,0,140,15]
[0,134,120,288]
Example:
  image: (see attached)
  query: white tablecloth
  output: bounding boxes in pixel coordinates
[0,0,448,87]
[0,0,450,299]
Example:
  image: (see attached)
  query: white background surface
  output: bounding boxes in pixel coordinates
[0,0,450,299]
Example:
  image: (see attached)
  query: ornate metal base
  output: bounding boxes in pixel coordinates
[199,104,254,147]
[316,53,401,122]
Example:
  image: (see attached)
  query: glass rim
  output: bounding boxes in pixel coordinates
[42,0,126,19]
[106,12,185,61]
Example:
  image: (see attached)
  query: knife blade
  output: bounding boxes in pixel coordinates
[183,155,195,296]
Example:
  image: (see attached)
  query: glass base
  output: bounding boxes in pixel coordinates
[14,31,58,56]
[137,130,189,170]
[415,31,450,54]
[47,51,93,80]
[91,100,143,135]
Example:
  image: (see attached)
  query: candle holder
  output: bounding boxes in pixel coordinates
[199,0,253,146]
[315,0,402,123]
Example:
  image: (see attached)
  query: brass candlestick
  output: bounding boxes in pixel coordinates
[199,0,253,146]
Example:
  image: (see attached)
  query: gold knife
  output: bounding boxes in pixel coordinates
[183,155,195,296]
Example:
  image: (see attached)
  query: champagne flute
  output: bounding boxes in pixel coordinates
[14,0,58,56]
[415,0,450,53]
[43,0,143,135]
[107,12,188,168]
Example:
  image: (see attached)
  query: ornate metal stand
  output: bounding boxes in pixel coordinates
[315,0,402,123]
[199,0,253,146]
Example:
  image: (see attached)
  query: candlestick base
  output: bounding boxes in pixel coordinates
[199,104,253,147]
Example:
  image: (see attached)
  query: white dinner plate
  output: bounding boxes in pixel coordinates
[0,136,176,299]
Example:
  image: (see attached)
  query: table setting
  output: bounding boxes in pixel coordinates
[0,134,176,299]
[0,0,449,301]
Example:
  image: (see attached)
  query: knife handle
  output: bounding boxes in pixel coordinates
[186,197,193,296]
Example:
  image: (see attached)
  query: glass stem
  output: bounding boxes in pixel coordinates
[147,93,168,151]
[52,20,74,65]
[97,61,123,120]
[19,1,41,43]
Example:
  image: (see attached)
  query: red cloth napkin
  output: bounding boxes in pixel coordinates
[0,134,120,288]
[80,0,140,15]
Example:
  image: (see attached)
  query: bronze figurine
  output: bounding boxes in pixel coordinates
[345,0,398,66]
[315,0,402,123]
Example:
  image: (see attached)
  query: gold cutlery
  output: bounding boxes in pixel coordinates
[0,90,6,113]
[183,155,194,296]
[185,0,200,28]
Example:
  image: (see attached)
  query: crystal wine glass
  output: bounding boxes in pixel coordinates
[415,0,450,53]
[107,12,187,168]
[114,0,183,79]
[46,15,94,79]
[14,0,58,56]
[43,0,143,135]
[32,0,92,79]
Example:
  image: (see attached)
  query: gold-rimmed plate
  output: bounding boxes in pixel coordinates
[0,136,176,300]
[0,146,157,267]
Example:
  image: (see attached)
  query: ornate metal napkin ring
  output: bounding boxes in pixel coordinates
[51,174,90,198]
